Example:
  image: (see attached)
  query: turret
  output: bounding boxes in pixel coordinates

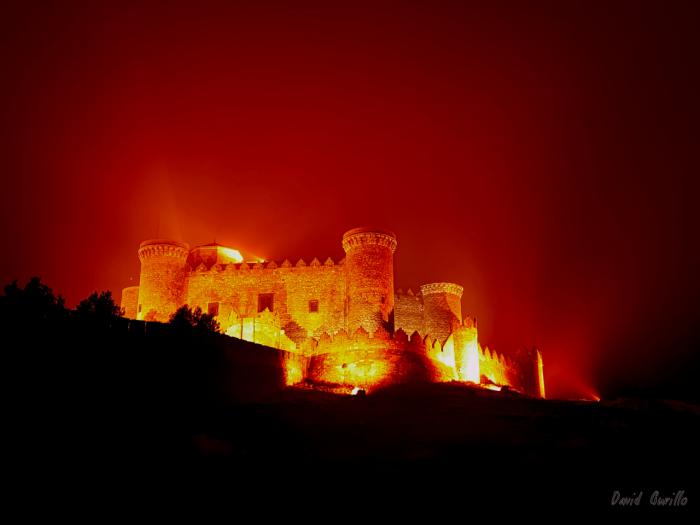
[454,315,479,382]
[420,282,463,343]
[342,227,397,335]
[120,285,140,320]
[536,348,546,399]
[136,239,190,322]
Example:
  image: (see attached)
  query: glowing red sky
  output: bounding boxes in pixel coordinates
[1,1,698,399]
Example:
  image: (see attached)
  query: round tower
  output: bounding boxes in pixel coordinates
[420,282,464,342]
[120,285,140,320]
[342,227,397,335]
[136,239,190,322]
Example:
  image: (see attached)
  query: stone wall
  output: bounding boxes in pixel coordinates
[420,282,463,343]
[123,229,545,397]
[185,257,346,338]
[120,285,139,320]
[224,309,297,352]
[479,345,520,389]
[394,288,424,336]
[306,328,452,391]
[452,323,480,382]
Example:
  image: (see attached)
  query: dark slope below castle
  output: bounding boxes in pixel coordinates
[5,316,699,513]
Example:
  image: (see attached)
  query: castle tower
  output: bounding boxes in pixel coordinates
[420,282,463,343]
[536,348,546,399]
[454,315,479,382]
[136,239,190,322]
[120,285,140,320]
[342,228,397,335]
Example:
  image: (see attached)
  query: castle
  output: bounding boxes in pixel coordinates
[121,227,545,397]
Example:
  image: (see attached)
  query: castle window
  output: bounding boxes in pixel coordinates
[138,304,142,313]
[308,299,319,313]
[258,293,274,313]
[207,302,219,317]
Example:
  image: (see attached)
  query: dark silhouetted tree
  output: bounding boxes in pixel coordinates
[169,305,220,334]
[76,290,123,326]
[0,277,67,327]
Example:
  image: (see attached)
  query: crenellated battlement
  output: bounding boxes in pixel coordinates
[219,304,530,393]
[342,227,397,253]
[138,239,190,262]
[420,282,464,297]
[189,257,343,274]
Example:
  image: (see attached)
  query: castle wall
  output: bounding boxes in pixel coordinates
[124,228,545,397]
[421,282,463,343]
[225,310,298,352]
[307,329,450,391]
[452,323,480,382]
[394,289,424,336]
[479,345,520,390]
[120,285,139,320]
[426,334,458,380]
[185,259,346,339]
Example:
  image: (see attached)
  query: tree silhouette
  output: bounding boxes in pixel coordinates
[76,290,124,326]
[169,305,220,334]
[0,277,66,326]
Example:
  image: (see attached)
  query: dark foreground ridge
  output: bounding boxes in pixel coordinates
[4,305,699,515]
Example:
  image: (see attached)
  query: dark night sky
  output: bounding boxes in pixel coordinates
[1,1,698,399]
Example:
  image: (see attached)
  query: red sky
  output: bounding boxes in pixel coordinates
[1,1,698,399]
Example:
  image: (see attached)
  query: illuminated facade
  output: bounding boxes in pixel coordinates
[121,227,545,397]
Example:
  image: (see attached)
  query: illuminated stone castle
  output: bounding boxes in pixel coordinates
[121,228,545,397]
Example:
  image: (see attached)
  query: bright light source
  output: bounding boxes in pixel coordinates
[218,246,243,263]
